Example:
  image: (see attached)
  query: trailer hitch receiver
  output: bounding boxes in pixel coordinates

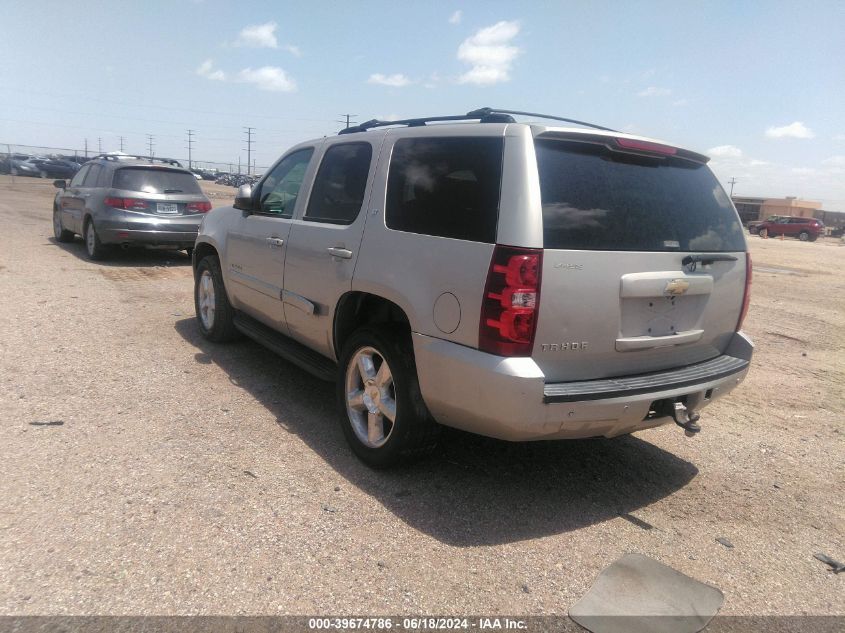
[672,401,701,437]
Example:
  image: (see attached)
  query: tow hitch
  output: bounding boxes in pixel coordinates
[672,401,701,437]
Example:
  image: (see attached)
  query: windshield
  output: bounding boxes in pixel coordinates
[536,139,746,252]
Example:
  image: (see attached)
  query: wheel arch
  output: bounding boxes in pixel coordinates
[193,241,220,276]
[333,292,412,360]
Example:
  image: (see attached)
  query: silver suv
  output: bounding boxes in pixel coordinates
[192,108,754,468]
[52,154,212,260]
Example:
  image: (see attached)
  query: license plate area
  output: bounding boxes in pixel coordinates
[156,203,179,215]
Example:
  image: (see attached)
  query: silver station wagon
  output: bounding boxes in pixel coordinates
[192,108,753,468]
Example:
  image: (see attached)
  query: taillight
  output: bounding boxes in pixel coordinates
[736,252,752,331]
[104,197,148,211]
[186,201,212,213]
[479,245,543,356]
[615,138,678,155]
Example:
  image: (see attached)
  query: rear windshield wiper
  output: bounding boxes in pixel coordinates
[682,253,738,271]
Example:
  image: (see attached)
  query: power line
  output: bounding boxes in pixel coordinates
[243,127,255,175]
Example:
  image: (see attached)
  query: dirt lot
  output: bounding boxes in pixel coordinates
[0,175,842,616]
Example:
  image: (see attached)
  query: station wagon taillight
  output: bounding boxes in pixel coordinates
[736,252,752,331]
[104,197,149,211]
[479,245,543,356]
[186,201,212,213]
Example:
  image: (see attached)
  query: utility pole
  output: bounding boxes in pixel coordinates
[186,129,195,170]
[146,134,155,159]
[84,138,88,158]
[337,114,358,129]
[238,156,241,175]
[243,127,255,175]
[98,137,102,153]
[728,177,738,197]
[119,136,125,152]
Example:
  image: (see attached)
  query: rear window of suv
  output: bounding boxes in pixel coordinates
[112,168,202,195]
[535,139,745,252]
[386,137,503,243]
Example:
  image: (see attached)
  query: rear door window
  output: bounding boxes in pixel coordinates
[82,164,102,187]
[535,139,745,252]
[304,143,373,224]
[386,137,503,243]
[112,168,202,194]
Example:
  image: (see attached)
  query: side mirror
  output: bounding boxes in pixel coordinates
[233,184,255,212]
[53,179,66,189]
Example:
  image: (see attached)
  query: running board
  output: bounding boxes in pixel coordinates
[233,313,336,382]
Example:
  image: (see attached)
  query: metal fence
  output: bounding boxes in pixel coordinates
[2,143,270,175]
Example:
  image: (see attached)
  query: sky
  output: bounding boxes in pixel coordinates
[2,0,844,207]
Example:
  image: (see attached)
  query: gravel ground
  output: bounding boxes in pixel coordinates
[0,175,842,615]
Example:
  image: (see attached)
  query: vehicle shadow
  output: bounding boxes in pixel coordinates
[174,318,698,547]
[48,236,192,268]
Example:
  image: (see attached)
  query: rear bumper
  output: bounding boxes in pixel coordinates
[99,228,198,248]
[412,331,753,441]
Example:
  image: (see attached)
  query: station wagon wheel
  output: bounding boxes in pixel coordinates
[337,327,439,468]
[84,219,107,260]
[52,207,74,242]
[193,254,238,342]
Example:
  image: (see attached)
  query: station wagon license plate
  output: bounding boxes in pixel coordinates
[156,203,179,215]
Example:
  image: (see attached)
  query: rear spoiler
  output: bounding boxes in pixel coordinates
[535,131,710,164]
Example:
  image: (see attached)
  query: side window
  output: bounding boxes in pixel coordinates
[97,167,112,187]
[385,137,503,243]
[70,165,90,187]
[304,143,373,224]
[82,164,102,187]
[255,148,314,217]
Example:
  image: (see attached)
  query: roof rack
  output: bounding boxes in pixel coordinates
[338,107,617,134]
[87,154,183,167]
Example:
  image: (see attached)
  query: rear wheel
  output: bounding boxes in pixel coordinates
[338,327,439,468]
[84,219,107,260]
[52,208,74,242]
[759,228,768,238]
[194,255,238,342]
[798,231,810,241]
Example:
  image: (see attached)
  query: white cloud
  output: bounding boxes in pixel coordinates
[791,167,817,176]
[708,145,743,159]
[637,86,672,97]
[765,121,814,139]
[238,66,296,92]
[822,155,845,167]
[234,22,278,48]
[457,20,521,85]
[672,98,689,107]
[284,44,302,57]
[196,59,225,81]
[367,73,412,87]
[449,10,463,24]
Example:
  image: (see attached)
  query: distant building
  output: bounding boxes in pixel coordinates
[731,196,821,224]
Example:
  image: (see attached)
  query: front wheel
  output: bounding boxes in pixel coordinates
[759,228,768,238]
[194,255,238,342]
[337,327,439,468]
[53,208,74,242]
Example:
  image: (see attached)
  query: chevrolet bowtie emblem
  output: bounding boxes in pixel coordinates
[664,279,690,296]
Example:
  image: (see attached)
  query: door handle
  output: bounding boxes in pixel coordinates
[327,247,353,259]
[266,237,285,247]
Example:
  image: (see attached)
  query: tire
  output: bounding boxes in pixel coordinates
[52,207,74,242]
[798,231,810,242]
[337,326,439,468]
[759,228,768,238]
[194,255,238,342]
[83,218,107,260]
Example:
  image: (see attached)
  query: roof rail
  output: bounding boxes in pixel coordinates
[87,154,183,167]
[338,107,616,135]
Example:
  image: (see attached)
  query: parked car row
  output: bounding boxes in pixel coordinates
[215,173,261,188]
[1,153,84,178]
[48,108,756,468]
